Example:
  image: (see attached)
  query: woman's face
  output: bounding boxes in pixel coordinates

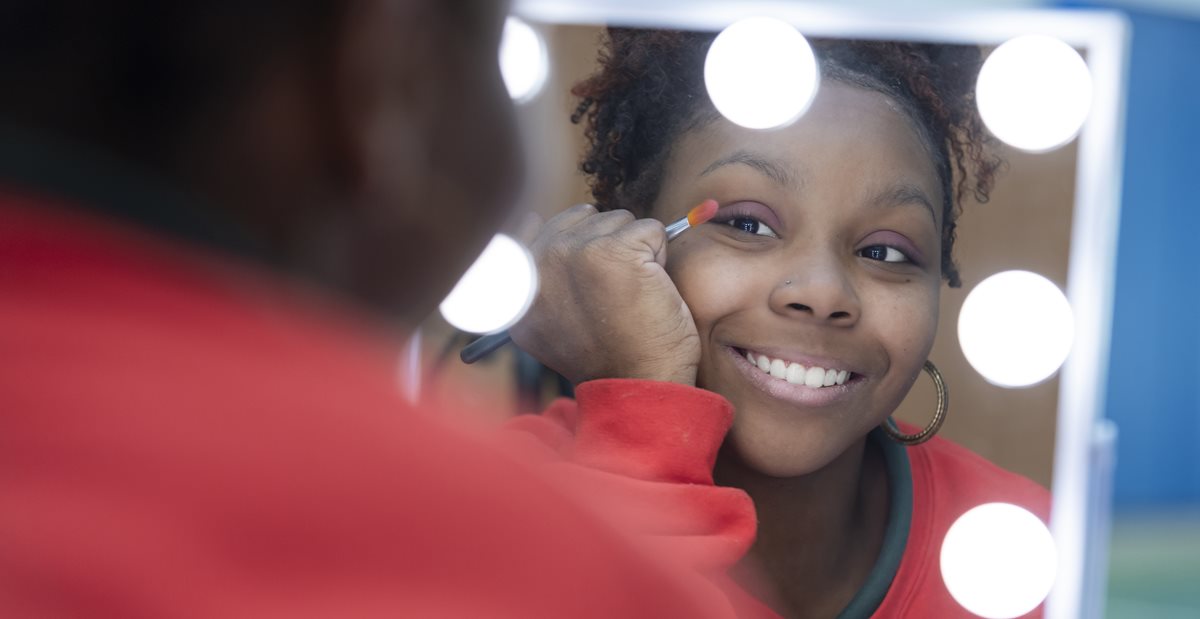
[654,82,944,477]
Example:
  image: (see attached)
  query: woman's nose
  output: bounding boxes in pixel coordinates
[768,256,861,326]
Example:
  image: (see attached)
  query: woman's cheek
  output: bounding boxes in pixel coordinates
[667,242,754,333]
[866,280,940,365]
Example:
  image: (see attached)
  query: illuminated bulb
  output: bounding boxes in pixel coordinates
[941,503,1057,619]
[958,270,1073,388]
[704,17,819,130]
[440,234,538,334]
[499,16,548,103]
[976,34,1093,152]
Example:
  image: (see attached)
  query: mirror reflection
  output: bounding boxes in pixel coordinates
[430,21,1081,619]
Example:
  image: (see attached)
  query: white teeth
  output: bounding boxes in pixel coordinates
[744,350,850,388]
[785,363,806,384]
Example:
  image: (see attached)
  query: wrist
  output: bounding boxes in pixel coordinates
[620,361,697,386]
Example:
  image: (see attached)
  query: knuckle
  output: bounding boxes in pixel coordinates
[548,203,595,227]
[545,238,574,262]
[579,237,620,266]
[629,218,665,236]
[540,230,578,258]
[578,236,607,258]
[593,209,634,228]
[569,204,597,221]
[609,208,636,223]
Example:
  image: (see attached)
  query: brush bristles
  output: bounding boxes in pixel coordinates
[687,199,720,226]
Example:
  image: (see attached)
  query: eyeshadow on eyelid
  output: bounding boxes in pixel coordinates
[714,201,783,230]
[866,231,925,264]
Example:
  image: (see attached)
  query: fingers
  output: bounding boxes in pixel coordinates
[535,205,667,266]
[583,209,637,237]
[617,218,670,268]
[533,205,632,252]
[541,202,597,236]
[544,204,643,236]
[575,216,668,276]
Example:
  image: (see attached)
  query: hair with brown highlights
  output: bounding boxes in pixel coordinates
[570,28,1002,287]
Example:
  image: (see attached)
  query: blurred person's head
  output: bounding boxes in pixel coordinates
[0,0,519,325]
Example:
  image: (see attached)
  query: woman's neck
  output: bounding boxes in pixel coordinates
[714,435,890,619]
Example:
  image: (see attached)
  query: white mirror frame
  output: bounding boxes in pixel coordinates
[513,2,1130,617]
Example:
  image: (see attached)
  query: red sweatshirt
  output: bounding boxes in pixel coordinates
[1,184,1051,618]
[0,195,733,618]
[507,378,1052,618]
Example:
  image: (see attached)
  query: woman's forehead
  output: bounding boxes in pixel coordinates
[675,83,941,195]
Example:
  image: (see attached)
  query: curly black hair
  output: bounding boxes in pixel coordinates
[570,29,1002,288]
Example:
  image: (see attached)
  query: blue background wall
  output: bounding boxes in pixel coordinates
[1062,2,1200,508]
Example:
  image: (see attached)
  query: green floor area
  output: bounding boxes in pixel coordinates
[1105,510,1200,618]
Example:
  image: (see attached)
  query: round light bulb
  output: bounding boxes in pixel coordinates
[439,234,538,334]
[941,503,1057,619]
[958,270,1073,388]
[976,34,1093,152]
[704,17,819,130]
[499,16,548,103]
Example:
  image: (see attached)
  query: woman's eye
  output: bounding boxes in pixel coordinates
[859,245,910,263]
[724,216,778,238]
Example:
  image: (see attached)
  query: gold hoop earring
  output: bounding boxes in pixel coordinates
[883,360,948,446]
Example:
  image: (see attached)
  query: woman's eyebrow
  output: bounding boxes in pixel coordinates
[698,150,801,190]
[871,183,939,227]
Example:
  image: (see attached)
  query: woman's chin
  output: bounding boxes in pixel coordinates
[718,418,858,479]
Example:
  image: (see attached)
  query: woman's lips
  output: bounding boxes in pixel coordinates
[725,345,863,408]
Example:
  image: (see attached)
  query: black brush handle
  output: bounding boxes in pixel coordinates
[460,330,512,364]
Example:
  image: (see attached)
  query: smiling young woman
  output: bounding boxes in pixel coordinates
[506,29,1049,619]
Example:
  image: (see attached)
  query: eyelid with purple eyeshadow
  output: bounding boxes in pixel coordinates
[860,230,926,267]
[711,202,784,232]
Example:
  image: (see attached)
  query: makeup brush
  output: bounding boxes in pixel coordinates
[663,198,720,241]
[459,199,720,364]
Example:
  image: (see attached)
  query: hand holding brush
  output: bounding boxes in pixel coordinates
[460,199,719,381]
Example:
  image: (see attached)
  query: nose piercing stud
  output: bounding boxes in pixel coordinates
[783,280,792,286]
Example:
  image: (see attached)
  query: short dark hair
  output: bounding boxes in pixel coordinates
[570,28,1002,287]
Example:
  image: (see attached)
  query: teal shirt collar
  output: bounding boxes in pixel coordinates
[836,427,913,619]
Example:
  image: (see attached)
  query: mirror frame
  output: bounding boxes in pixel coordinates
[512,1,1130,616]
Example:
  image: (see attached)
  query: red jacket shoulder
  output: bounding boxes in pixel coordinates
[909,435,1051,522]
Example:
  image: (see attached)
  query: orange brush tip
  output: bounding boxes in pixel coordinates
[686,199,720,226]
